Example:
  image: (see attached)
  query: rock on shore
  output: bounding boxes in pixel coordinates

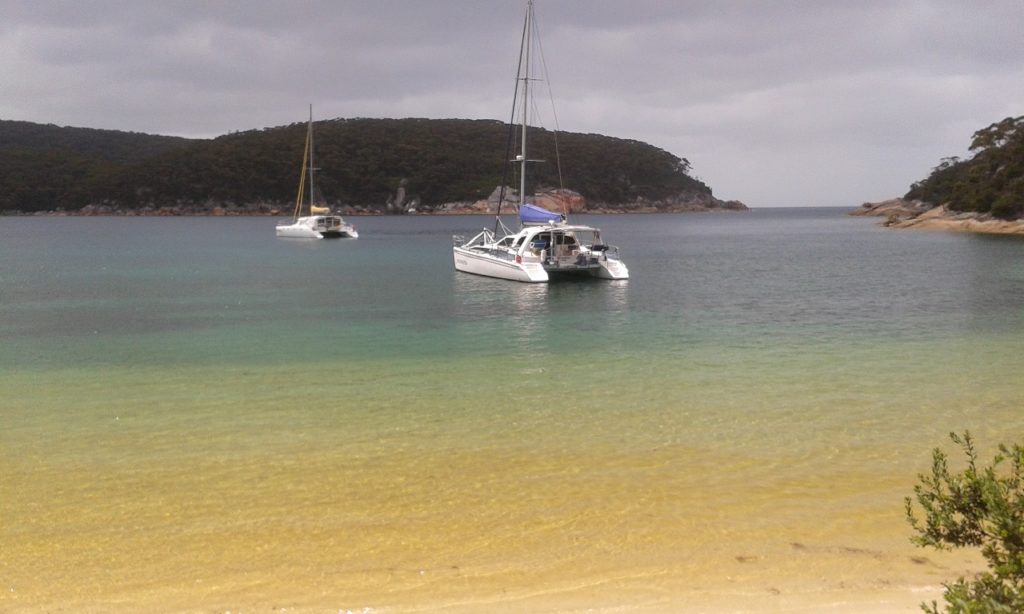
[853,199,1024,235]
[437,187,747,215]
[7,188,747,217]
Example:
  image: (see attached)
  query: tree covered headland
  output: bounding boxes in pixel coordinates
[0,117,714,213]
[905,116,1024,220]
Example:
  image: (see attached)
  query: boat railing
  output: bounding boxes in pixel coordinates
[484,248,517,262]
[589,244,622,261]
[453,229,495,248]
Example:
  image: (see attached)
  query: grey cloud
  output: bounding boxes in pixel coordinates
[1,0,1022,206]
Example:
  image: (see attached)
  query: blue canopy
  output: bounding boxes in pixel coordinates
[519,203,563,225]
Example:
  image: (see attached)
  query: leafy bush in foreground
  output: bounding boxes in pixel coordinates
[905,431,1024,613]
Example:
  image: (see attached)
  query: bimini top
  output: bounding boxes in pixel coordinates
[519,202,564,225]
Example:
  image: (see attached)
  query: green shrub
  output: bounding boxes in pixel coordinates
[905,431,1024,613]
[905,116,1024,219]
[990,194,1022,220]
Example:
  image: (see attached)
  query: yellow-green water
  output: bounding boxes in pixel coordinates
[4,338,1019,612]
[2,212,1022,612]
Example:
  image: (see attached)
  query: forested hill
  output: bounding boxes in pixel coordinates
[905,115,1024,219]
[0,117,729,213]
[0,120,192,163]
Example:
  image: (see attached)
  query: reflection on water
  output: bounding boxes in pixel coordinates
[962,234,1024,330]
[451,272,632,349]
[451,272,629,315]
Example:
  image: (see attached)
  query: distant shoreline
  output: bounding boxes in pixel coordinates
[1,205,749,218]
[0,187,748,218]
[852,198,1024,235]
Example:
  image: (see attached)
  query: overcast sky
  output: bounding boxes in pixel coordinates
[3,1,1023,207]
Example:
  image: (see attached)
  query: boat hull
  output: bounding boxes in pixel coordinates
[593,257,629,280]
[453,246,549,282]
[541,259,629,280]
[276,224,324,239]
[453,222,629,283]
[453,247,628,282]
[275,216,358,240]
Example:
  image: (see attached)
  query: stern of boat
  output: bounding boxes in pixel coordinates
[592,245,629,279]
[594,256,629,279]
[538,243,629,280]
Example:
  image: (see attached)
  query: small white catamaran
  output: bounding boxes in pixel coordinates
[276,106,358,240]
[452,0,628,283]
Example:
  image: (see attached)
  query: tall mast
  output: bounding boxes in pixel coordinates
[307,104,316,210]
[492,1,531,237]
[519,0,533,209]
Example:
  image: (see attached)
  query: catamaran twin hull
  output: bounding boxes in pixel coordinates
[449,2,630,283]
[277,106,360,240]
[453,225,629,283]
[275,215,358,239]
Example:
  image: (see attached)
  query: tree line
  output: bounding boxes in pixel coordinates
[906,116,1024,219]
[0,117,711,213]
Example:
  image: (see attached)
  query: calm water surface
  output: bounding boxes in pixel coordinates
[2,209,1023,612]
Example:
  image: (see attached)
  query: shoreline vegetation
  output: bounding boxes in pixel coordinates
[853,115,1024,236]
[0,118,747,216]
[0,203,749,217]
[852,198,1024,235]
[854,115,1024,236]
[0,187,748,217]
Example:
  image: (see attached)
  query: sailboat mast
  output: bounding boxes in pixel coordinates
[519,0,533,210]
[492,1,531,237]
[307,104,316,211]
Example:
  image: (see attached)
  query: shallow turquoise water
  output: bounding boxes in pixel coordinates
[4,210,1023,368]
[2,210,1023,612]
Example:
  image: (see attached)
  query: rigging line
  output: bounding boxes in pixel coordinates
[533,8,564,191]
[293,122,311,221]
[495,3,531,237]
[308,105,318,208]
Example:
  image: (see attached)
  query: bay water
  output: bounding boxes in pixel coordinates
[2,209,1023,612]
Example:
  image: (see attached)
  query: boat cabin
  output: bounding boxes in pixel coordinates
[507,225,608,271]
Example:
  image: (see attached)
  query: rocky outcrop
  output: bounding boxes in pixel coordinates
[385,178,422,213]
[851,198,931,222]
[435,186,746,215]
[533,188,586,214]
[589,189,747,213]
[853,198,1024,235]
[436,187,582,215]
[6,187,747,217]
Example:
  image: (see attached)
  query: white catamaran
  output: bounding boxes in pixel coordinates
[276,106,358,240]
[452,0,628,283]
